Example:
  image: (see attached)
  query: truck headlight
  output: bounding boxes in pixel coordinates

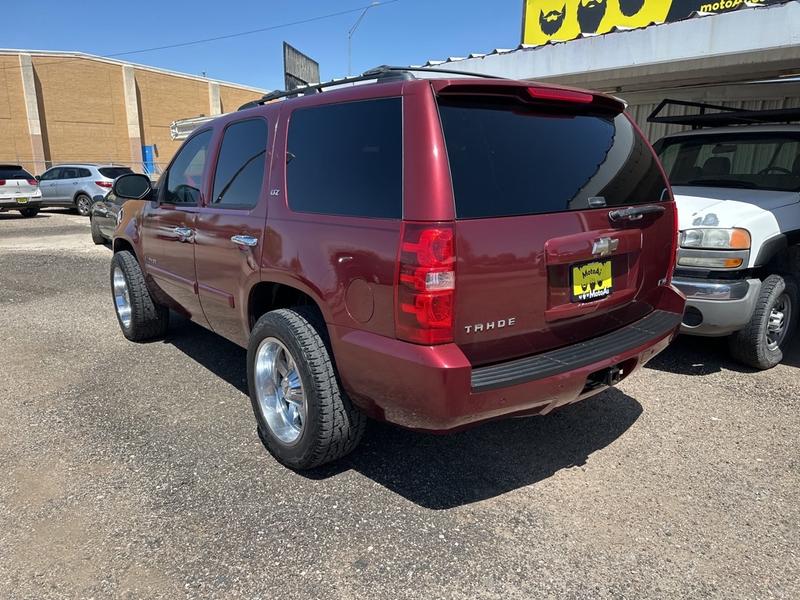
[679,228,750,250]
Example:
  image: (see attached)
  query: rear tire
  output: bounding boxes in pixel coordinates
[90,217,105,245]
[247,307,366,470]
[729,274,798,370]
[18,207,40,218]
[109,251,169,342]
[75,193,92,216]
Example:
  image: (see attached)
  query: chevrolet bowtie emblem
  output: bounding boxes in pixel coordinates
[592,237,619,257]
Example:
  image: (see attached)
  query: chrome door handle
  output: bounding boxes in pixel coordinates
[231,235,258,247]
[173,226,194,242]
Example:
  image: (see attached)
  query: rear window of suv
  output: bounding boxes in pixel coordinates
[438,98,667,219]
[99,167,133,179]
[286,98,402,219]
[0,166,33,179]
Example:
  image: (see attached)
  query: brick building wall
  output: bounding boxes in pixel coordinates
[0,51,264,176]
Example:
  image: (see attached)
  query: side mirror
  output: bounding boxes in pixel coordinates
[113,173,153,200]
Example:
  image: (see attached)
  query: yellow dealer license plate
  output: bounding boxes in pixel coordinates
[16,197,29,204]
[571,260,613,302]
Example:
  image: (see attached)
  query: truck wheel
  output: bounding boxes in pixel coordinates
[247,307,366,470]
[729,274,798,370]
[90,217,105,245]
[109,251,169,342]
[18,207,40,218]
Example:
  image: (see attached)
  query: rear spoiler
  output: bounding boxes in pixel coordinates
[434,82,626,114]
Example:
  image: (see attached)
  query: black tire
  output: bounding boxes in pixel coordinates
[90,217,106,245]
[75,193,92,216]
[18,207,40,218]
[109,250,169,342]
[247,307,366,470]
[729,274,798,370]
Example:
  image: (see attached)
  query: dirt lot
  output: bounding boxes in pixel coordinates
[1,210,798,599]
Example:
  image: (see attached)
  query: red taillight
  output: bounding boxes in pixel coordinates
[27,178,37,186]
[95,180,113,188]
[528,87,593,104]
[0,179,5,186]
[396,222,456,344]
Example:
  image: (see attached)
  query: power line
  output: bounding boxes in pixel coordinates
[0,0,400,73]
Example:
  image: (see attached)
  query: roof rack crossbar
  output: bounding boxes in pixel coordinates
[648,98,800,128]
[238,65,501,110]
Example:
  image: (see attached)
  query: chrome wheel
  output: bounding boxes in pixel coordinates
[254,337,306,445]
[112,266,132,328]
[766,293,791,351]
[77,195,91,216]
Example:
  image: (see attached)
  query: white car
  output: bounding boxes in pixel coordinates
[653,111,799,370]
[37,163,133,216]
[0,164,42,217]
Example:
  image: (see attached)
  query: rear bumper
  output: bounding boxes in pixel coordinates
[0,197,42,210]
[332,285,683,431]
[673,276,760,337]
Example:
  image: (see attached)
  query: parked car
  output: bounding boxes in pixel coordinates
[651,100,800,370]
[108,68,685,470]
[89,190,124,244]
[37,164,133,216]
[0,164,42,217]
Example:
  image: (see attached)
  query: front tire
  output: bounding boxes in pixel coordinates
[729,274,798,370]
[75,194,92,216]
[247,307,366,470]
[18,207,40,218]
[90,217,105,245]
[109,251,169,341]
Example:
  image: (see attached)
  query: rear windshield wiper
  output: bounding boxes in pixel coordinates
[684,179,758,189]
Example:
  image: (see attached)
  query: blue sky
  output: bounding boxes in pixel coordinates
[4,0,523,90]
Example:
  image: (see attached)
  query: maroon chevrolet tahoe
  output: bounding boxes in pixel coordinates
[109,68,685,470]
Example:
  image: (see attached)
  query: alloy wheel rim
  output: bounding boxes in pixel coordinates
[254,337,307,445]
[112,266,132,328]
[766,292,791,351]
[78,197,90,214]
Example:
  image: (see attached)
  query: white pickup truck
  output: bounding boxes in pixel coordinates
[651,102,799,370]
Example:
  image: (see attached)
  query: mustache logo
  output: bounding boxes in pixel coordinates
[538,4,566,36]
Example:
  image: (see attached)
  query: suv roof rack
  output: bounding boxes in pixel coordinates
[648,99,800,129]
[238,65,502,110]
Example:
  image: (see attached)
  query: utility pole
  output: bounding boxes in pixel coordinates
[348,2,380,76]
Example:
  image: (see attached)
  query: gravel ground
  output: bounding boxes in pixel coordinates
[1,210,798,599]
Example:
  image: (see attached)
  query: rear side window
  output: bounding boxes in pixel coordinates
[77,168,92,178]
[286,98,402,219]
[438,99,667,219]
[99,167,133,179]
[0,166,33,179]
[211,118,268,209]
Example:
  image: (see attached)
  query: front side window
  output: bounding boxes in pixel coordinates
[286,98,402,219]
[39,168,61,181]
[211,119,268,209]
[164,130,212,205]
[657,133,800,192]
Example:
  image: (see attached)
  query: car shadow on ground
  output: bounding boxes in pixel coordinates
[164,315,642,509]
[646,333,800,375]
[0,212,51,220]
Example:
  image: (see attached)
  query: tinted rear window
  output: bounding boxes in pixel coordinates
[438,99,667,219]
[287,98,402,219]
[99,167,133,179]
[0,166,33,179]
